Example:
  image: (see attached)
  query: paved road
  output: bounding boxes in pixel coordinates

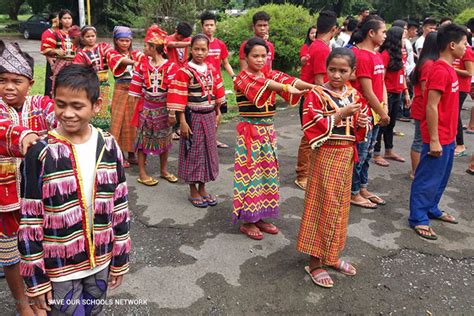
[1,36,473,314]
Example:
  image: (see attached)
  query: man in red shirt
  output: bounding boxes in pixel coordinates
[295,10,338,190]
[409,23,468,240]
[165,22,192,67]
[239,11,274,73]
[200,11,236,148]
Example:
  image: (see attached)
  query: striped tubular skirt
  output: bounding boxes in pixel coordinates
[135,98,172,155]
[91,82,111,131]
[0,211,20,266]
[178,107,218,184]
[110,81,137,152]
[297,140,354,266]
[232,117,279,224]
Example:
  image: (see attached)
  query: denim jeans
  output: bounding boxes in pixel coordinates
[352,125,380,195]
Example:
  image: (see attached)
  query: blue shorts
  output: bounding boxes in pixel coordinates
[411,119,422,153]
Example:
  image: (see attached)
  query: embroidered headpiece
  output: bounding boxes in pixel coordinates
[113,26,133,39]
[145,24,167,45]
[0,41,33,79]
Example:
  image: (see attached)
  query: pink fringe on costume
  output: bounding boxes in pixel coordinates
[43,237,85,258]
[104,136,116,152]
[97,169,118,185]
[20,260,45,277]
[95,198,114,214]
[42,176,77,199]
[21,199,44,215]
[112,206,130,226]
[112,238,131,256]
[94,228,114,246]
[18,225,44,241]
[114,182,128,201]
[43,206,82,229]
[48,143,71,161]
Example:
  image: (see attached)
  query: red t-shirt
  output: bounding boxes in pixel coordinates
[453,45,474,93]
[308,39,330,84]
[421,59,459,145]
[411,59,434,121]
[165,34,191,67]
[353,49,385,102]
[299,44,313,83]
[205,38,229,73]
[382,50,405,94]
[239,39,274,74]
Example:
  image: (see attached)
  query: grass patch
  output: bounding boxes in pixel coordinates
[0,14,30,24]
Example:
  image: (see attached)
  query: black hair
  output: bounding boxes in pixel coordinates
[58,9,73,29]
[407,20,419,29]
[349,15,384,45]
[191,33,209,47]
[0,41,35,78]
[360,7,370,14]
[392,20,407,28]
[439,17,452,25]
[200,11,217,24]
[411,32,439,85]
[54,64,99,104]
[244,37,268,56]
[80,25,96,37]
[177,22,193,38]
[466,18,474,33]
[316,10,337,34]
[422,17,437,26]
[326,47,356,69]
[437,23,468,51]
[48,12,58,24]
[304,26,317,46]
[146,42,167,58]
[252,11,270,25]
[347,19,358,32]
[379,26,404,71]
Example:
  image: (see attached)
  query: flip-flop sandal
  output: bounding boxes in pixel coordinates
[160,173,178,183]
[466,169,474,175]
[384,155,406,162]
[304,266,334,288]
[331,259,356,276]
[240,225,264,240]
[364,195,386,205]
[217,141,229,148]
[393,131,405,136]
[465,129,474,134]
[255,221,279,234]
[413,226,437,240]
[123,161,130,168]
[137,177,159,186]
[172,132,180,140]
[372,157,390,167]
[202,194,218,206]
[350,200,378,209]
[454,150,467,158]
[188,197,208,208]
[127,158,138,165]
[434,212,458,224]
[294,179,307,190]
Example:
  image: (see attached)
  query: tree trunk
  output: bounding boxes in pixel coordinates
[8,0,25,21]
[332,0,346,17]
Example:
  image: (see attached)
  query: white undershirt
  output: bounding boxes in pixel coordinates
[188,60,208,74]
[51,126,109,282]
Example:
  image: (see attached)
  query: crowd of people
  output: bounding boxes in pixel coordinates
[0,6,472,315]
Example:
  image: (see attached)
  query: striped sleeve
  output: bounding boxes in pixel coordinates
[40,29,56,55]
[270,70,302,107]
[128,64,144,98]
[234,71,272,108]
[109,136,131,276]
[0,108,32,157]
[18,141,51,297]
[214,71,226,106]
[302,88,333,149]
[167,68,190,112]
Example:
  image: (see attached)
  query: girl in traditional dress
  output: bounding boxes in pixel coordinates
[73,25,134,130]
[40,9,77,93]
[109,26,145,168]
[129,25,178,186]
[232,37,314,239]
[297,48,370,288]
[168,34,225,207]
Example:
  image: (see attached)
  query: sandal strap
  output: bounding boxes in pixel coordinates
[311,269,331,282]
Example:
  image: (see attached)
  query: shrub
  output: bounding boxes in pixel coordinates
[216,4,314,72]
[454,7,474,25]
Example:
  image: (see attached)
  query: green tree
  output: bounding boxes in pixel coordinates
[0,0,26,20]
[217,3,313,71]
